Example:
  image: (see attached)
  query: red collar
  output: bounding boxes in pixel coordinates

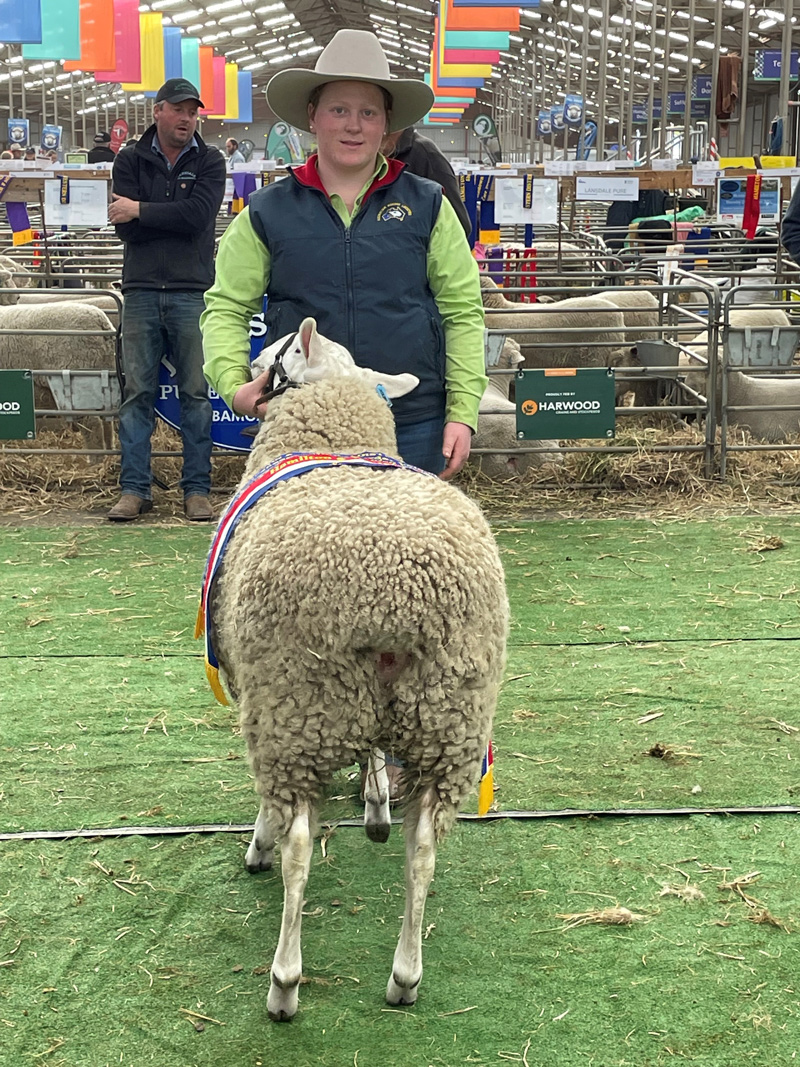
[290,154,405,203]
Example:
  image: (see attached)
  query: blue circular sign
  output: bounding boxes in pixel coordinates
[155,299,267,452]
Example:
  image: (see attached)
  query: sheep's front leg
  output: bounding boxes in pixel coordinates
[245,801,277,873]
[386,790,437,1006]
[268,805,313,1022]
[364,748,391,844]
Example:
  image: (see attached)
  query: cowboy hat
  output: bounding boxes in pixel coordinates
[266,29,434,134]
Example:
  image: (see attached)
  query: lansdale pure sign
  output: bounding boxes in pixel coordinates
[0,369,35,440]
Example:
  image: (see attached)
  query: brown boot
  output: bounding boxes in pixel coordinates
[107,493,152,522]
[184,494,214,522]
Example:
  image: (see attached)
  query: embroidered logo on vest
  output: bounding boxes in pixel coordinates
[377,201,413,223]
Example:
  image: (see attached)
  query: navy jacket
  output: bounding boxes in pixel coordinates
[112,124,226,292]
[781,180,800,263]
[248,158,446,425]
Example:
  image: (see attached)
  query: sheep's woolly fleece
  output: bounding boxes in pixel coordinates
[211,378,509,836]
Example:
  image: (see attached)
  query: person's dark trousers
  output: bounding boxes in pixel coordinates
[395,416,446,475]
[118,289,212,499]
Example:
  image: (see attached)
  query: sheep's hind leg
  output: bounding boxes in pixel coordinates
[268,803,313,1022]
[386,789,441,1006]
[364,748,391,843]
[245,801,277,873]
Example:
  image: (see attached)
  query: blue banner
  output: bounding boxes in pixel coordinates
[163,26,182,80]
[550,105,565,132]
[563,93,584,128]
[40,124,62,152]
[691,74,712,100]
[754,49,799,80]
[0,0,42,42]
[632,99,663,124]
[7,118,29,147]
[537,109,552,136]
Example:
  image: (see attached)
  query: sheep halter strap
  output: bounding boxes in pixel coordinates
[195,450,434,707]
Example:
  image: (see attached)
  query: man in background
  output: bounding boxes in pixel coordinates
[88,132,115,163]
[225,137,245,167]
[382,126,472,238]
[108,77,226,522]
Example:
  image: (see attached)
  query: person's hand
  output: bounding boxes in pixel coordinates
[439,421,472,480]
[231,369,273,418]
[108,193,140,223]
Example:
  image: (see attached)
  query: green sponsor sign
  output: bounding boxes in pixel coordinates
[0,369,36,440]
[516,367,616,440]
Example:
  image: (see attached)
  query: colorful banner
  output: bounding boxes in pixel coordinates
[95,0,139,83]
[63,0,115,72]
[0,0,43,43]
[208,62,238,119]
[180,37,200,91]
[163,25,181,80]
[445,29,509,48]
[228,71,253,124]
[198,46,216,114]
[23,0,81,60]
[445,0,520,30]
[121,12,165,92]
[7,119,29,147]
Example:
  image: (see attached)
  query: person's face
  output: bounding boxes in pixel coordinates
[154,99,199,150]
[226,139,235,156]
[309,81,388,173]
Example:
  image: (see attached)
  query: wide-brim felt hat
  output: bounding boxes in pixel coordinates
[266,29,435,133]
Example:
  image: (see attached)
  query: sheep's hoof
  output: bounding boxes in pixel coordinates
[365,819,390,844]
[268,977,299,1021]
[386,972,421,1006]
[245,840,274,872]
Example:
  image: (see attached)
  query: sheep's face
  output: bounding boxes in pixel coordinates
[251,317,419,400]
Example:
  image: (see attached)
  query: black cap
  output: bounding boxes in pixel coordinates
[94,132,111,144]
[155,78,204,109]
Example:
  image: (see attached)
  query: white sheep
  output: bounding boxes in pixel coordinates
[480,275,634,375]
[205,318,508,1021]
[0,301,117,449]
[472,337,562,477]
[680,308,799,438]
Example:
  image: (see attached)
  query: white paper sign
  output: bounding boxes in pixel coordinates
[692,164,723,186]
[651,158,679,170]
[575,176,639,201]
[43,179,108,228]
[543,160,575,176]
[494,177,558,224]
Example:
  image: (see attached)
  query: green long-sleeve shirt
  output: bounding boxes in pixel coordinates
[201,157,487,430]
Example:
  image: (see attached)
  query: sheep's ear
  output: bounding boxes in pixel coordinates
[350,367,419,399]
[298,317,316,360]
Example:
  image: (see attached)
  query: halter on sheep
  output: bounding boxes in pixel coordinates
[200,318,508,1021]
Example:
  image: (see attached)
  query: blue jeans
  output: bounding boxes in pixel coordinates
[395,417,446,475]
[118,290,212,499]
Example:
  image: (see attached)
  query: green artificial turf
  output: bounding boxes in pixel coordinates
[3,520,800,832]
[3,518,800,1065]
[2,818,799,1067]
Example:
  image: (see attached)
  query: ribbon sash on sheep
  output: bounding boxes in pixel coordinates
[195,449,495,815]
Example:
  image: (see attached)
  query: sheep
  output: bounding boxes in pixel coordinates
[16,289,123,326]
[472,337,562,477]
[0,301,118,449]
[205,317,509,1021]
[680,309,798,437]
[597,288,662,406]
[0,255,32,287]
[480,275,633,376]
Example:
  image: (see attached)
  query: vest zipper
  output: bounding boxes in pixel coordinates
[344,228,354,355]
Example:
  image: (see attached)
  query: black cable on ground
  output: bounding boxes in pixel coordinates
[2,804,798,843]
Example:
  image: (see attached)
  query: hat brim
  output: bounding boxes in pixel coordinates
[266,69,434,133]
[160,93,205,108]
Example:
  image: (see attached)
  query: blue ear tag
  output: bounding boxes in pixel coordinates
[375,383,392,408]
